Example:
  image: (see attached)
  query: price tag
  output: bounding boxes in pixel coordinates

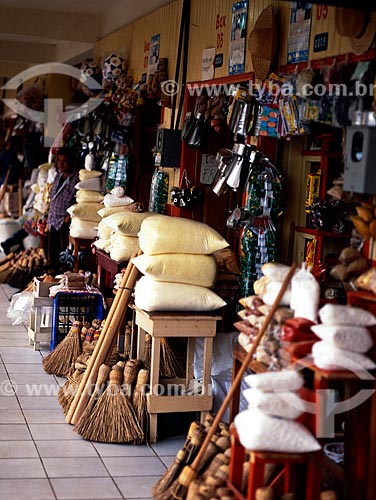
[313,32,329,53]
[214,53,223,68]
[200,154,218,184]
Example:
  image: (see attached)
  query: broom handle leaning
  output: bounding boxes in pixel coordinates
[65,257,135,424]
[70,264,140,425]
[190,262,297,472]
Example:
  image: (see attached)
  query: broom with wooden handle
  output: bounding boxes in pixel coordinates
[65,257,135,423]
[66,259,140,425]
[160,263,297,499]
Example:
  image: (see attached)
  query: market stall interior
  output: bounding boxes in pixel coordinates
[0,0,376,499]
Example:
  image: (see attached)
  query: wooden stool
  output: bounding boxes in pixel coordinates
[228,427,322,500]
[94,247,127,294]
[68,235,93,272]
[134,308,221,443]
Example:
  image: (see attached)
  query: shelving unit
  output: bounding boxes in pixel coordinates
[293,136,349,266]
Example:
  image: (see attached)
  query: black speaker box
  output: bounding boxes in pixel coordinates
[156,128,182,167]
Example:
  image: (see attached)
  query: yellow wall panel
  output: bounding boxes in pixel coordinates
[94,0,373,88]
[308,5,351,61]
[94,1,181,84]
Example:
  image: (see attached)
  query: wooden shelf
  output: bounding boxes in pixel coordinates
[295,226,351,238]
[301,150,343,158]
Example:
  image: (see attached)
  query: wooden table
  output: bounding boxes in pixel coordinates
[229,340,267,422]
[94,248,127,294]
[134,307,221,442]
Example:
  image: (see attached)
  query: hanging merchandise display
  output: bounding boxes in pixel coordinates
[102,53,127,83]
[240,217,278,298]
[105,145,130,192]
[228,87,254,141]
[238,152,284,296]
[149,167,169,213]
[245,152,284,219]
[170,169,203,209]
[211,144,253,196]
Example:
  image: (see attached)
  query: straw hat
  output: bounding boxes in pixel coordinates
[335,8,376,55]
[248,6,277,81]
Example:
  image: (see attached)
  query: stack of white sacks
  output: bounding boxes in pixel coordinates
[95,210,154,262]
[68,169,104,240]
[235,370,321,453]
[32,162,56,214]
[311,304,376,372]
[95,186,143,257]
[132,214,228,312]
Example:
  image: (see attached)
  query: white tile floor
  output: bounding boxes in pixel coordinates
[0,283,184,500]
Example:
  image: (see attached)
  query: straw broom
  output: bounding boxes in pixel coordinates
[152,421,207,497]
[131,368,149,435]
[74,363,111,438]
[122,359,143,396]
[159,263,297,500]
[144,333,152,369]
[43,320,83,377]
[58,369,85,415]
[74,365,144,443]
[160,337,186,378]
[65,257,140,425]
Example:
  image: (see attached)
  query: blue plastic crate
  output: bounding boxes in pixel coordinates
[50,292,104,350]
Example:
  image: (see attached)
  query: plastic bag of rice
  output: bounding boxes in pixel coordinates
[312,341,376,371]
[235,409,321,453]
[319,304,376,326]
[311,324,373,354]
[244,370,304,392]
[243,389,305,419]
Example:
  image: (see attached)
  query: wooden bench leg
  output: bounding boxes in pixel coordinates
[149,413,158,443]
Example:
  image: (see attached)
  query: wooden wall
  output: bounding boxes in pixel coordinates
[94,1,181,84]
[93,1,373,264]
[94,1,358,84]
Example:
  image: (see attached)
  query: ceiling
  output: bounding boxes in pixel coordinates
[0,0,175,78]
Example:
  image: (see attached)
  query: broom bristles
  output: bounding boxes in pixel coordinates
[152,422,207,498]
[58,371,84,415]
[131,369,149,436]
[74,364,111,435]
[75,368,144,443]
[160,338,186,378]
[43,321,83,377]
[152,449,187,498]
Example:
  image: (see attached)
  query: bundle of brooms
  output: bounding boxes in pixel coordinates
[74,360,144,443]
[152,263,297,500]
[58,323,120,415]
[65,256,141,438]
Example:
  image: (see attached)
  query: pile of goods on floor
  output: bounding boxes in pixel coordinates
[0,247,48,289]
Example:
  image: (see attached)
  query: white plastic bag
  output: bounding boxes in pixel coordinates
[290,263,320,322]
[7,292,34,325]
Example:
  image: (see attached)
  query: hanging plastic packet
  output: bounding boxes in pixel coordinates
[246,155,284,219]
[254,73,284,107]
[240,216,278,297]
